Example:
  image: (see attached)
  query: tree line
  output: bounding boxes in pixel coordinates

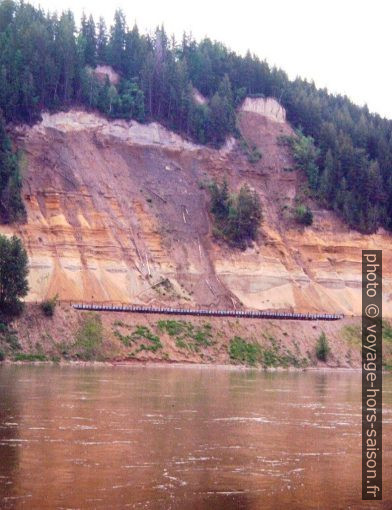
[0,0,392,233]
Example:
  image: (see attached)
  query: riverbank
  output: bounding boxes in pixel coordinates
[0,359,365,371]
[1,303,391,369]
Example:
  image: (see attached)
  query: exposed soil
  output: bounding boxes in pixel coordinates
[1,98,391,319]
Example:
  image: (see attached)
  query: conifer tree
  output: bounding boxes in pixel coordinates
[0,234,29,316]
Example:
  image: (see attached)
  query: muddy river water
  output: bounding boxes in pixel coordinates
[0,365,391,509]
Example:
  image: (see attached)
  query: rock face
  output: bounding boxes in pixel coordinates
[4,98,392,317]
[241,97,286,123]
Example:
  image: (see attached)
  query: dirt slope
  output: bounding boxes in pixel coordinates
[3,98,392,317]
[11,303,365,368]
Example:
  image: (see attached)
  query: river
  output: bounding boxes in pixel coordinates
[0,365,391,509]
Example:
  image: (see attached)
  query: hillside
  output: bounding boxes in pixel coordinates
[1,1,392,237]
[2,97,391,317]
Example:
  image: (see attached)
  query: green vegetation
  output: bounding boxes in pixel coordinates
[0,349,4,361]
[0,113,26,223]
[113,330,133,346]
[129,326,162,352]
[114,324,162,352]
[157,319,213,352]
[248,147,262,164]
[288,129,388,234]
[262,341,280,367]
[382,321,392,370]
[1,1,392,231]
[343,322,392,354]
[228,333,309,368]
[0,323,21,351]
[0,234,29,318]
[0,320,22,358]
[382,321,392,343]
[229,336,262,366]
[342,325,361,348]
[263,335,308,368]
[136,333,162,353]
[157,319,185,337]
[316,332,330,361]
[240,138,262,163]
[209,179,262,249]
[294,203,313,226]
[13,352,47,362]
[74,313,103,360]
[40,295,58,317]
[290,132,320,191]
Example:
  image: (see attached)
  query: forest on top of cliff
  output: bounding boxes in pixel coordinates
[0,0,391,234]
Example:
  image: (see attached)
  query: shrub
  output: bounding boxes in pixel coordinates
[248,147,262,164]
[192,325,213,347]
[240,138,262,163]
[41,295,58,317]
[316,332,330,361]
[157,320,185,336]
[113,330,133,347]
[157,320,213,351]
[263,348,280,367]
[295,204,313,225]
[0,350,4,361]
[131,326,162,352]
[229,336,262,366]
[209,180,262,249]
[74,313,104,360]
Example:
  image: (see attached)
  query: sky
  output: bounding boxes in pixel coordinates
[30,0,392,119]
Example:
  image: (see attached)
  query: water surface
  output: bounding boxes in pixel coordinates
[0,365,391,509]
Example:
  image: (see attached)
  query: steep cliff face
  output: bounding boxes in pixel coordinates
[241,97,286,123]
[4,99,392,316]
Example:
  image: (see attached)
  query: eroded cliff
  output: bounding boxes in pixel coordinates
[4,98,392,317]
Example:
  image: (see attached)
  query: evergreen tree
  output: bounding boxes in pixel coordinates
[108,9,126,72]
[0,0,391,233]
[209,181,262,248]
[291,131,320,190]
[0,112,26,223]
[80,67,101,107]
[55,11,77,102]
[0,234,29,316]
[123,24,144,79]
[96,17,108,64]
[80,13,97,67]
[319,149,335,204]
[224,184,262,248]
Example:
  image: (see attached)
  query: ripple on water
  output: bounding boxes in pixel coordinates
[0,366,390,509]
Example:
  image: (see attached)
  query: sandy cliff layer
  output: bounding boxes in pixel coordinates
[3,99,392,316]
[241,97,286,123]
